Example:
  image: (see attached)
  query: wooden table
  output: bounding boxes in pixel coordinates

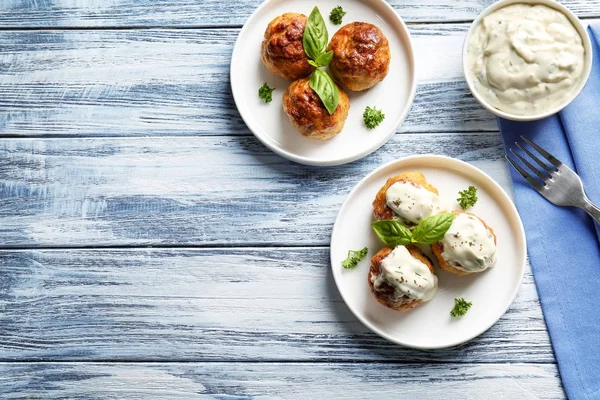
[2,0,597,397]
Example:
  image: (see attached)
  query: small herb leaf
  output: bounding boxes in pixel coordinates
[329,6,347,25]
[411,213,456,244]
[342,247,369,269]
[315,50,333,67]
[457,186,478,209]
[363,106,385,129]
[371,220,413,247]
[307,59,319,68]
[258,82,275,103]
[303,7,329,61]
[450,297,472,317]
[309,69,340,115]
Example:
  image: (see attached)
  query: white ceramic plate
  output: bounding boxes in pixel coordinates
[230,0,416,166]
[330,155,527,349]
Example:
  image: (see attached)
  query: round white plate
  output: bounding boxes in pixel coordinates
[330,155,527,349]
[230,0,416,166]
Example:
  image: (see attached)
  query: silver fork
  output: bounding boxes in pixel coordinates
[506,136,600,225]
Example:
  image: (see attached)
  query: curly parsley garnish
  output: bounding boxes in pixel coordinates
[457,186,478,210]
[258,82,275,103]
[342,247,369,269]
[329,6,346,25]
[450,298,472,317]
[363,106,385,129]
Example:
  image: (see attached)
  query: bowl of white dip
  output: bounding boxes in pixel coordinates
[463,0,592,121]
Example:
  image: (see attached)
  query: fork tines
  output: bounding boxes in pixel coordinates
[505,136,562,189]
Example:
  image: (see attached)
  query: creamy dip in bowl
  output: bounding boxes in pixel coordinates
[463,0,592,121]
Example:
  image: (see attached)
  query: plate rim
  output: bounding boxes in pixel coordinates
[230,0,417,167]
[330,154,527,349]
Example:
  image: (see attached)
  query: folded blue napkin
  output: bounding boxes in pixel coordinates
[498,25,600,400]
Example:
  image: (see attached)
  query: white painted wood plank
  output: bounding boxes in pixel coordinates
[0,248,550,362]
[0,24,500,137]
[0,0,597,26]
[0,133,509,247]
[3,20,598,137]
[0,362,565,399]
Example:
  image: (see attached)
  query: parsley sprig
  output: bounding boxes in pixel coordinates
[457,186,478,210]
[450,298,472,317]
[329,6,346,25]
[342,247,369,269]
[258,82,275,103]
[363,106,385,129]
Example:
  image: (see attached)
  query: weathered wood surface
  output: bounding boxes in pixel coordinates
[0,25,496,137]
[0,0,598,26]
[0,248,550,362]
[0,133,509,247]
[2,0,590,396]
[0,362,564,399]
[2,19,596,138]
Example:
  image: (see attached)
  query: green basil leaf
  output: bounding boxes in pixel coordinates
[315,50,333,67]
[411,213,456,244]
[309,69,340,115]
[303,6,328,61]
[307,59,319,68]
[371,220,413,247]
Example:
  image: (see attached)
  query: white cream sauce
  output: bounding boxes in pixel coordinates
[371,246,438,301]
[386,182,445,224]
[467,4,585,115]
[441,213,497,273]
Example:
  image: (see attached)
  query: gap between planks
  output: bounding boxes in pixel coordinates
[0,131,501,142]
[0,15,597,30]
[0,244,332,251]
[0,359,558,365]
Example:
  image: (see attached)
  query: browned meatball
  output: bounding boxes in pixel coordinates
[368,246,435,311]
[282,77,350,140]
[261,13,315,81]
[328,22,391,91]
[431,211,498,277]
[372,172,439,224]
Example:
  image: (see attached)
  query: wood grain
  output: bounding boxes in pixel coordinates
[0,362,565,399]
[0,133,510,247]
[3,19,597,138]
[0,25,495,138]
[0,0,598,26]
[0,248,550,363]
[0,0,576,394]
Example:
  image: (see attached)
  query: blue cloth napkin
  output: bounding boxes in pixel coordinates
[498,26,600,400]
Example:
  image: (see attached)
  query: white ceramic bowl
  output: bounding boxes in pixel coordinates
[462,0,593,121]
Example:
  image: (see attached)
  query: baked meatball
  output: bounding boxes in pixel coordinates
[369,245,438,311]
[328,22,391,91]
[282,77,350,140]
[373,171,445,225]
[261,13,315,81]
[432,211,498,276]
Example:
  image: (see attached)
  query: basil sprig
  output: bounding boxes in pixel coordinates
[303,7,333,67]
[371,213,456,247]
[303,6,339,115]
[411,213,456,244]
[371,220,413,247]
[310,69,340,115]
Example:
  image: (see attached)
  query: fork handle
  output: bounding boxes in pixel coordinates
[581,198,600,225]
